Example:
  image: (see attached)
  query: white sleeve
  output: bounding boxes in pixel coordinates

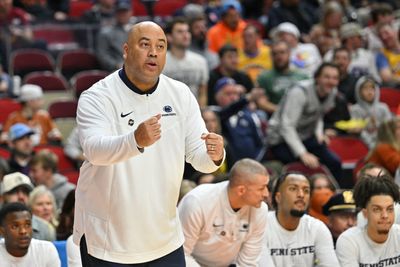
[64,127,82,160]
[67,236,82,267]
[336,232,359,267]
[47,243,61,267]
[184,90,224,173]
[258,243,276,267]
[236,207,268,267]
[314,221,340,267]
[178,194,204,266]
[77,91,141,166]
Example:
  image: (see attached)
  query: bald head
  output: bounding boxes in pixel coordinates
[123,21,167,91]
[229,158,269,187]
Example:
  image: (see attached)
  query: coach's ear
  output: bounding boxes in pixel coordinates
[275,192,281,206]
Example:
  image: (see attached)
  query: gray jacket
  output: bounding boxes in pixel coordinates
[51,173,75,210]
[268,79,336,157]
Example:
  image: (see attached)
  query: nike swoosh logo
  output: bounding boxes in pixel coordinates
[120,111,133,118]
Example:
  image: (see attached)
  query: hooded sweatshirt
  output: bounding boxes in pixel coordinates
[350,76,392,148]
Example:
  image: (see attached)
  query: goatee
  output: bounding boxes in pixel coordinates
[290,209,306,217]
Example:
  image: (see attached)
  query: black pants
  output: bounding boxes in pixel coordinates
[80,235,186,267]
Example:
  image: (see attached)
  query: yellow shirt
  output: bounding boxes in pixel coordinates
[238,45,272,83]
[382,48,400,78]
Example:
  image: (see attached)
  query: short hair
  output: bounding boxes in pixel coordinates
[313,62,339,79]
[243,23,260,35]
[229,158,268,187]
[0,202,31,226]
[353,174,400,209]
[218,44,238,58]
[30,149,58,173]
[332,47,350,59]
[371,3,393,23]
[358,163,391,178]
[272,172,308,209]
[164,16,188,35]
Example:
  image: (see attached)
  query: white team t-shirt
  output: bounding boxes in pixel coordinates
[0,238,60,267]
[336,225,400,267]
[259,212,339,267]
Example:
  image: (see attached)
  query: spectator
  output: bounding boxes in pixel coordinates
[267,63,343,183]
[188,15,220,70]
[272,22,322,77]
[28,185,58,231]
[322,190,357,247]
[179,158,269,267]
[332,47,357,104]
[63,126,84,169]
[1,84,62,146]
[376,23,400,88]
[266,0,319,37]
[29,150,75,210]
[81,0,116,26]
[238,24,272,83]
[163,17,209,107]
[350,76,392,148]
[0,202,60,266]
[214,77,267,161]
[1,172,55,241]
[336,174,400,266]
[13,0,67,22]
[96,0,132,72]
[0,64,13,98]
[56,189,75,241]
[208,44,253,105]
[207,0,247,53]
[7,123,34,176]
[256,40,308,114]
[366,118,400,177]
[259,172,339,266]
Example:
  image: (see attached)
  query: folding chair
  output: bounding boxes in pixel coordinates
[57,49,100,79]
[71,70,108,98]
[9,49,55,78]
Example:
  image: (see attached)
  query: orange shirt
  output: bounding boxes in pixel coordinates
[3,109,62,145]
[207,20,247,53]
[368,143,400,176]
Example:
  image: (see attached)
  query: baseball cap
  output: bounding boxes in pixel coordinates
[116,0,131,11]
[9,123,34,141]
[214,77,236,93]
[19,84,43,102]
[322,190,356,216]
[340,22,363,40]
[273,22,300,39]
[221,0,242,16]
[1,172,34,194]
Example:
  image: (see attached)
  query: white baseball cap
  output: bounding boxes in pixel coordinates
[1,172,34,194]
[273,22,300,39]
[19,84,43,102]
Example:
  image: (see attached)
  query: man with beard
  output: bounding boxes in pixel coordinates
[256,41,307,115]
[259,172,339,267]
[336,174,400,266]
[0,202,60,266]
[7,123,35,176]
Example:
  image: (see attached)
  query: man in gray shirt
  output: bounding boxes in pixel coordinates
[267,62,342,184]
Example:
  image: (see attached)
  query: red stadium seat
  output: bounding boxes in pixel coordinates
[328,136,369,169]
[48,100,78,119]
[71,70,108,98]
[9,49,55,78]
[24,71,69,92]
[0,98,22,129]
[69,0,93,18]
[34,145,76,172]
[380,87,400,114]
[0,147,11,160]
[57,49,100,79]
[32,25,79,52]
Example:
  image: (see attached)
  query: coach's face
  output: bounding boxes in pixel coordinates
[123,22,167,91]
